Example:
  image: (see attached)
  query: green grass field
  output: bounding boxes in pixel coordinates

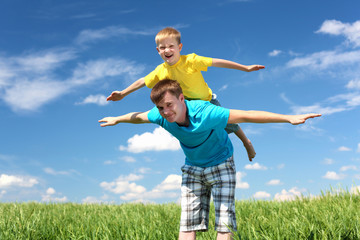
[1,189,359,239]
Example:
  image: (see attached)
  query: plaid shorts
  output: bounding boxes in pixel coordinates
[179,156,237,233]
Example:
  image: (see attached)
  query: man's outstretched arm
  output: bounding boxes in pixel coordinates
[99,111,150,127]
[228,110,321,125]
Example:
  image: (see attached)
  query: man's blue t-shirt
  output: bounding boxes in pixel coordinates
[147,100,234,167]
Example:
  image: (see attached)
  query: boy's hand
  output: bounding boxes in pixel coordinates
[98,117,118,127]
[247,65,265,72]
[289,113,322,125]
[107,91,126,101]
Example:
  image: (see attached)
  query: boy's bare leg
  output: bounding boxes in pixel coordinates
[217,232,234,240]
[179,231,196,240]
[234,127,256,162]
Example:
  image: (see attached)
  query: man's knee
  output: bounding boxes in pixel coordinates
[179,231,196,240]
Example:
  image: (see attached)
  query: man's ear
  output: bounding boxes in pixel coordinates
[179,93,185,102]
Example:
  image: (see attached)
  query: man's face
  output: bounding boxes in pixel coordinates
[155,91,187,125]
[156,37,183,66]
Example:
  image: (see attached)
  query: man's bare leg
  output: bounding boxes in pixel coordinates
[179,231,196,240]
[217,232,234,240]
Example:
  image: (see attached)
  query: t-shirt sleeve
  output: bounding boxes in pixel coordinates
[195,101,230,130]
[144,66,161,89]
[147,106,163,126]
[188,53,213,72]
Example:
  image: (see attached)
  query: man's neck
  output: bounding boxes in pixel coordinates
[176,105,189,127]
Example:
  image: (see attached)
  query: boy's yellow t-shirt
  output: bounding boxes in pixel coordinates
[144,53,213,101]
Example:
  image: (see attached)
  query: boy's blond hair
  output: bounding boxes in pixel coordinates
[155,27,181,45]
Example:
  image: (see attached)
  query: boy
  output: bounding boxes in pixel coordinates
[99,79,321,240]
[107,27,265,161]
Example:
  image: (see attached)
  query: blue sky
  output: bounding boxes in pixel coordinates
[1,0,360,203]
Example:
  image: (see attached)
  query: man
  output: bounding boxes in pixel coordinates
[99,79,321,240]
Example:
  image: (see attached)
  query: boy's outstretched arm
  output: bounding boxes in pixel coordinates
[99,111,150,127]
[212,58,265,72]
[228,110,321,125]
[107,78,146,101]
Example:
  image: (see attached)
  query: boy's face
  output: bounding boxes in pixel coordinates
[156,37,183,66]
[155,91,187,125]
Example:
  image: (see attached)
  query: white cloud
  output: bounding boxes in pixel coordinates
[338,146,351,152]
[218,84,228,91]
[121,156,136,163]
[266,179,282,186]
[41,187,68,202]
[316,20,360,47]
[104,160,116,165]
[291,91,360,116]
[0,154,15,161]
[75,26,156,45]
[340,165,357,172]
[322,171,346,180]
[3,79,70,112]
[269,49,282,57]
[280,93,294,105]
[82,195,111,204]
[274,187,304,201]
[100,173,181,202]
[119,127,181,153]
[0,190,6,198]
[346,79,360,90]
[287,50,360,70]
[13,48,77,73]
[0,174,38,188]
[351,186,360,195]
[244,162,267,170]
[138,167,151,174]
[0,47,144,113]
[43,167,78,176]
[277,164,285,169]
[69,58,143,86]
[236,172,249,189]
[323,158,335,165]
[46,187,56,195]
[253,191,271,199]
[100,180,146,195]
[153,174,181,191]
[100,174,145,194]
[76,94,108,106]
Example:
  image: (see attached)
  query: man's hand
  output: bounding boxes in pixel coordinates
[246,65,265,72]
[107,91,126,101]
[98,117,119,127]
[289,114,322,125]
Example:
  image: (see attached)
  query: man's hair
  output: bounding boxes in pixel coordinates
[155,27,181,45]
[150,79,183,104]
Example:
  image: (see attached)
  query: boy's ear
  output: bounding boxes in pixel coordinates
[178,43,183,52]
[156,46,160,54]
